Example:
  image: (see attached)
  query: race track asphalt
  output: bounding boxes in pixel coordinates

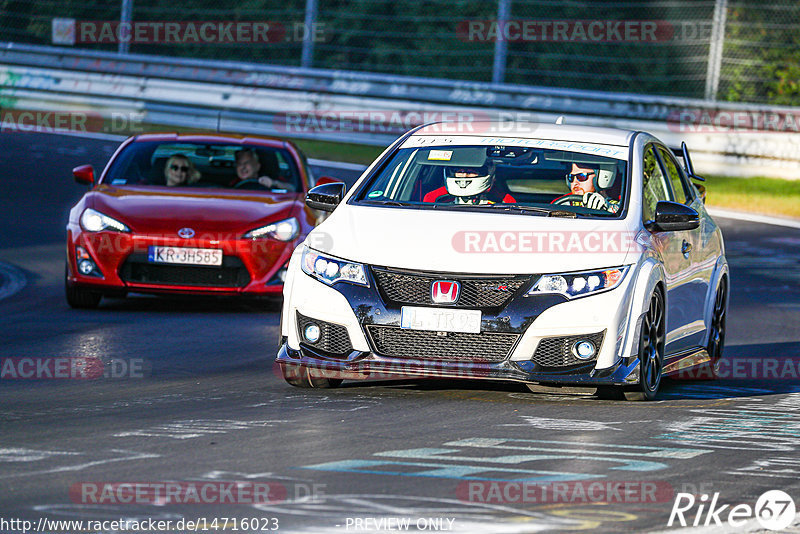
[1,132,799,533]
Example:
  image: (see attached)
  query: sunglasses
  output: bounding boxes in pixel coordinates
[170,164,189,172]
[566,171,596,183]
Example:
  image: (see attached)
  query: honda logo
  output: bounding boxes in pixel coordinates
[177,227,195,239]
[431,280,460,304]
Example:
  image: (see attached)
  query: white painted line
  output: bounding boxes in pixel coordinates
[708,207,800,230]
[0,262,27,301]
[308,158,368,172]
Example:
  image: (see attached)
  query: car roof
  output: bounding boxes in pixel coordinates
[132,132,289,149]
[411,121,637,147]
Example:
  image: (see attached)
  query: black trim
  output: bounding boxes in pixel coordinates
[347,124,429,205]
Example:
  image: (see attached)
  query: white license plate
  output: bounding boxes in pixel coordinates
[147,246,223,267]
[400,306,481,334]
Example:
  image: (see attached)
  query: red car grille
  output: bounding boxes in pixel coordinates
[119,254,250,288]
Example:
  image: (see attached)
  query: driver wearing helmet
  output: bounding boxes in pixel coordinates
[423,160,515,204]
[552,163,620,213]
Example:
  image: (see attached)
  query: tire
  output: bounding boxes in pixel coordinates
[705,277,728,379]
[65,263,101,309]
[280,362,342,389]
[624,289,666,401]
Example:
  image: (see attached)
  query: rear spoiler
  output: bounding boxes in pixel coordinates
[671,142,705,182]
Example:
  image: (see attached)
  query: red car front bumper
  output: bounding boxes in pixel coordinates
[66,226,295,297]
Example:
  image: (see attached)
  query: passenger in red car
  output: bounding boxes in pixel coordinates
[164,154,201,186]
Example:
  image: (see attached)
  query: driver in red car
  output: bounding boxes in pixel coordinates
[232,148,293,190]
[553,163,620,213]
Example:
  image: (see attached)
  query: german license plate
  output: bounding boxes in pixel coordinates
[147,246,223,267]
[400,306,481,334]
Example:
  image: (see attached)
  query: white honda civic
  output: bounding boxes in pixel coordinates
[276,122,728,400]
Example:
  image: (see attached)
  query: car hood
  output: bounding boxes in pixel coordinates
[89,185,300,235]
[309,205,639,274]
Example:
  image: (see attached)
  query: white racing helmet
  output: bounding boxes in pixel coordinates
[445,160,495,199]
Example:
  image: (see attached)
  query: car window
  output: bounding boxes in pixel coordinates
[353,145,628,218]
[657,147,688,204]
[102,141,300,191]
[642,145,670,222]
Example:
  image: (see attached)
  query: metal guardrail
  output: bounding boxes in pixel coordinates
[2,42,800,178]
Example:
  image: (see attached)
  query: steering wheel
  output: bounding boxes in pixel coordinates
[551,194,584,206]
[233,179,266,190]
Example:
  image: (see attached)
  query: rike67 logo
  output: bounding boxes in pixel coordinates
[668,490,796,531]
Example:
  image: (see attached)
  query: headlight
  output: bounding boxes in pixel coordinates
[243,217,299,241]
[80,208,129,232]
[301,246,367,286]
[528,266,629,299]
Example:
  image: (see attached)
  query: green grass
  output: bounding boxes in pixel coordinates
[704,175,800,219]
[287,138,382,165]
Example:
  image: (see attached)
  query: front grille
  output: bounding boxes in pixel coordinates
[297,312,353,356]
[365,325,519,363]
[532,332,605,367]
[372,267,529,309]
[120,254,249,288]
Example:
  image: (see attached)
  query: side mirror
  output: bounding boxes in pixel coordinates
[315,175,343,187]
[306,182,346,212]
[73,165,94,185]
[646,201,699,232]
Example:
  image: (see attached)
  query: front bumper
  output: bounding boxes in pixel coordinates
[66,227,295,296]
[278,261,642,387]
[277,342,641,386]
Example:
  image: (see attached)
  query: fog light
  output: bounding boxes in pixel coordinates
[573,340,596,360]
[78,259,95,275]
[277,268,287,282]
[304,324,321,343]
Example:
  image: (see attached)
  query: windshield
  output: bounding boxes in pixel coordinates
[355,144,628,217]
[102,141,301,192]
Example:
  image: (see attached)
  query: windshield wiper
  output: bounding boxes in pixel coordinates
[362,200,413,207]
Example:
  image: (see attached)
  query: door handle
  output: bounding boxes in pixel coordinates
[681,240,692,256]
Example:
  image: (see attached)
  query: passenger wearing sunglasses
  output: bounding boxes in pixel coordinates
[164,154,201,186]
[555,163,619,213]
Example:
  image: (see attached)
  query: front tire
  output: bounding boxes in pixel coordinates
[65,263,101,309]
[280,362,343,389]
[625,289,666,401]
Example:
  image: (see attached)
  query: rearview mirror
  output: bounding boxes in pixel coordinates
[73,165,94,185]
[306,182,346,212]
[646,201,699,232]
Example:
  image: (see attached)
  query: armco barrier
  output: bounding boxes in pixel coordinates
[1,42,799,178]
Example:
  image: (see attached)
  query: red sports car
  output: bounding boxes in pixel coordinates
[65,133,332,308]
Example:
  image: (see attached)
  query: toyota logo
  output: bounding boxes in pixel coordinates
[431,280,460,304]
[177,228,195,239]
